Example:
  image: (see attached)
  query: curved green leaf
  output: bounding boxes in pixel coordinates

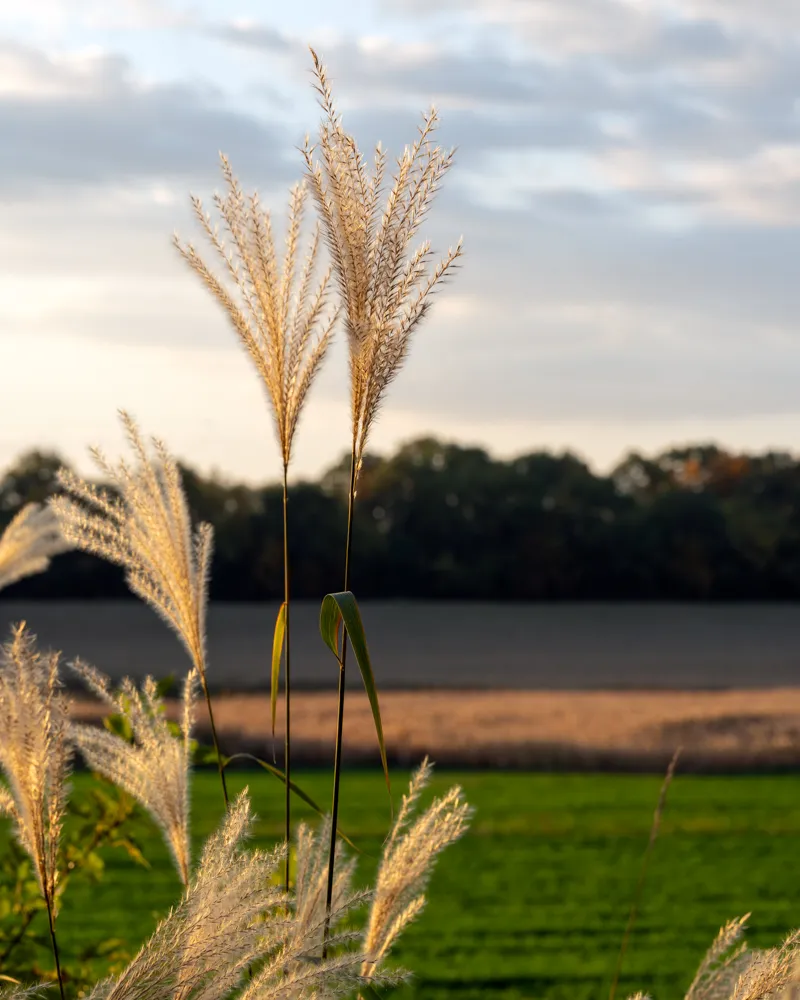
[223,752,362,853]
[271,601,287,736]
[319,591,391,805]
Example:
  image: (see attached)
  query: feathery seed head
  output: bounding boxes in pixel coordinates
[174,159,337,470]
[89,791,285,1000]
[293,815,360,956]
[0,622,71,907]
[686,916,752,1000]
[304,49,463,473]
[0,503,71,592]
[70,662,197,885]
[49,413,214,682]
[362,757,472,976]
[90,791,394,1000]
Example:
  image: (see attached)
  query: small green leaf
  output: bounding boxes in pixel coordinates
[223,752,362,853]
[271,601,287,737]
[319,592,391,805]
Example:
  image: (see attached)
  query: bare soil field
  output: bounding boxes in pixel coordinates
[70,688,800,770]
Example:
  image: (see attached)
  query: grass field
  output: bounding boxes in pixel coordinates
[9,768,800,1000]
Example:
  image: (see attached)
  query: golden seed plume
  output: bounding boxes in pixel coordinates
[303,49,463,473]
[293,815,361,956]
[0,503,71,592]
[681,917,800,1000]
[174,157,337,470]
[686,916,752,1000]
[49,412,213,685]
[70,663,197,885]
[361,757,472,977]
[87,791,395,1000]
[0,623,71,909]
[87,791,284,1000]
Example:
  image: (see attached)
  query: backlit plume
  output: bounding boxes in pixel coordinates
[174,158,337,470]
[50,412,213,686]
[0,503,70,592]
[0,623,71,909]
[303,49,463,475]
[71,662,197,885]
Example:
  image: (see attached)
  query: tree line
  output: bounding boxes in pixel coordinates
[4,438,800,601]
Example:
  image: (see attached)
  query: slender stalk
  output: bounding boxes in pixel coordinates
[44,892,66,1000]
[608,748,681,1000]
[199,674,229,810]
[282,464,292,893]
[322,439,358,957]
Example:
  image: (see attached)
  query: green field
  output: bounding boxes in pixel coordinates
[9,769,800,999]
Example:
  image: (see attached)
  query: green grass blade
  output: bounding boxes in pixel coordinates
[223,752,362,853]
[319,591,391,806]
[271,601,287,736]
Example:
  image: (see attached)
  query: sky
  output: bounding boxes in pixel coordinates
[2,0,800,484]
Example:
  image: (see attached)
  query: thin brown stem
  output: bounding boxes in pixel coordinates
[199,671,229,810]
[608,747,681,1000]
[322,437,358,957]
[282,464,292,893]
[44,892,65,1000]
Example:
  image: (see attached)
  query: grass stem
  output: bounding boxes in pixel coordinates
[282,464,292,893]
[322,438,358,957]
[200,675,229,810]
[608,747,681,1000]
[45,892,66,1000]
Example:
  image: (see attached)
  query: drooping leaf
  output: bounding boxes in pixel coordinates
[319,591,391,805]
[271,601,287,736]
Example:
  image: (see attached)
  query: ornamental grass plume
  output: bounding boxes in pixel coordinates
[86,791,283,1000]
[626,917,800,1000]
[685,916,752,1000]
[292,816,360,956]
[174,158,338,890]
[302,47,463,949]
[0,623,71,999]
[0,503,70,592]
[70,662,197,886]
[361,757,471,978]
[173,158,336,473]
[87,790,392,1000]
[49,411,230,807]
[303,48,463,474]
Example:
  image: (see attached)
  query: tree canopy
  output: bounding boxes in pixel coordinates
[4,439,800,601]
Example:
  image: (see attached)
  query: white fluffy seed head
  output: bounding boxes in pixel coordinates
[0,503,71,592]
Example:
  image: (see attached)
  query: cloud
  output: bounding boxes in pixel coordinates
[210,10,800,227]
[0,41,293,197]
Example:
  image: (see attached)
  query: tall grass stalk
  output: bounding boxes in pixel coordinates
[608,747,681,1000]
[302,49,462,951]
[281,465,292,891]
[44,897,65,1000]
[174,165,335,879]
[323,439,357,954]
